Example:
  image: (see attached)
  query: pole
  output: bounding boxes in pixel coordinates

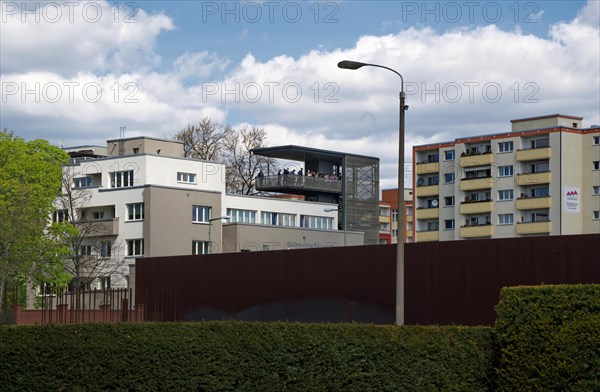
[396,91,406,326]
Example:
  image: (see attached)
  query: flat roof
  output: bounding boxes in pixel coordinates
[251,145,378,163]
[106,136,184,145]
[510,114,583,123]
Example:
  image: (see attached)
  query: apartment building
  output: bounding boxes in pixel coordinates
[413,114,600,242]
[381,188,414,243]
[55,137,363,291]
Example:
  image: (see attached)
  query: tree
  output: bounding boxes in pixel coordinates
[52,165,127,292]
[174,118,275,195]
[223,125,275,195]
[175,117,234,161]
[0,130,70,313]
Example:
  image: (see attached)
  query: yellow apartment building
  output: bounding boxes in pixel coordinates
[413,114,600,241]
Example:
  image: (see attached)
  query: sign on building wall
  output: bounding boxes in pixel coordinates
[564,187,580,213]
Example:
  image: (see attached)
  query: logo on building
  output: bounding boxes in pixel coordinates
[564,187,580,213]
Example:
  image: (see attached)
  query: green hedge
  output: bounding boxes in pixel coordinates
[0,322,495,391]
[495,284,600,391]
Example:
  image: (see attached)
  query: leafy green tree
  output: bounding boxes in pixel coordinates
[0,130,70,311]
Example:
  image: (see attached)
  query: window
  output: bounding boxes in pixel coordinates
[498,213,514,225]
[133,148,140,154]
[498,189,514,201]
[100,277,111,291]
[52,209,69,223]
[444,173,455,183]
[127,203,144,221]
[531,187,549,198]
[192,206,211,223]
[100,241,112,258]
[74,176,92,188]
[531,212,549,222]
[594,161,599,170]
[594,211,600,220]
[427,222,439,231]
[261,211,296,227]
[444,196,455,207]
[392,210,398,222]
[79,245,92,256]
[110,170,134,188]
[444,219,455,230]
[392,228,398,238]
[93,211,105,220]
[498,165,514,177]
[127,239,144,256]
[444,150,455,161]
[192,241,210,255]
[594,186,600,195]
[300,215,333,230]
[498,141,513,153]
[531,138,549,149]
[426,153,439,163]
[177,172,196,184]
[594,136,600,145]
[227,208,257,224]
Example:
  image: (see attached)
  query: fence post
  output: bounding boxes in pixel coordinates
[121,298,128,322]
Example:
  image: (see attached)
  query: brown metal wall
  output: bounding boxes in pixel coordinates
[136,234,600,325]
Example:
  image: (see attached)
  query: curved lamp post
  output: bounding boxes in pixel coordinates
[208,216,230,254]
[337,60,407,326]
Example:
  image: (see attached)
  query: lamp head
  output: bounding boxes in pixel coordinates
[337,60,368,70]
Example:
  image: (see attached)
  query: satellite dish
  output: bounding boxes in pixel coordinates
[432,199,439,207]
[417,178,425,186]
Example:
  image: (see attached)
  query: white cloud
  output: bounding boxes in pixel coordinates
[1,0,598,188]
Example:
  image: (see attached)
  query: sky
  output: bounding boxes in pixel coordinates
[1,0,599,189]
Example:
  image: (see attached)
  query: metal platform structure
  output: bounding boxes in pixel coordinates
[252,145,380,245]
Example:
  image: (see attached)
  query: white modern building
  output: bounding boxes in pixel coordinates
[55,137,363,291]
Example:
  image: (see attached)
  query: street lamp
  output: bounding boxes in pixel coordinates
[208,216,230,254]
[324,208,346,246]
[338,60,407,326]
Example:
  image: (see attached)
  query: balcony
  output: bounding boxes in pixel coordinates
[415,185,439,197]
[406,215,413,223]
[460,201,493,215]
[255,175,342,194]
[85,218,119,237]
[406,230,413,238]
[416,207,439,220]
[516,147,552,161]
[416,230,439,242]
[515,172,552,186]
[416,162,439,174]
[460,177,493,191]
[460,224,493,238]
[516,220,552,234]
[516,196,552,210]
[459,153,493,168]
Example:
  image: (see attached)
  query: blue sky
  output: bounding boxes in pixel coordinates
[1,0,599,188]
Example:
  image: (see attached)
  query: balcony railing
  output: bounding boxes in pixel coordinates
[82,218,120,237]
[415,162,439,174]
[415,207,439,220]
[460,176,493,191]
[516,220,552,234]
[416,230,439,242]
[516,171,552,185]
[459,200,493,215]
[459,223,493,238]
[459,152,493,167]
[516,196,551,210]
[516,146,552,161]
[255,175,342,194]
[415,184,439,197]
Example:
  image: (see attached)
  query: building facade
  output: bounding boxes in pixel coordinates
[55,137,363,291]
[381,188,414,244]
[412,114,600,241]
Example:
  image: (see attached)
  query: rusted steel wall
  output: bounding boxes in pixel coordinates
[136,234,600,325]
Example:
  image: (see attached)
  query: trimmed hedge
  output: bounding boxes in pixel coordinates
[495,284,600,391]
[0,322,495,391]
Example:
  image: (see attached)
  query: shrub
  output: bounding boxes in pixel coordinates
[495,284,600,391]
[0,322,495,391]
